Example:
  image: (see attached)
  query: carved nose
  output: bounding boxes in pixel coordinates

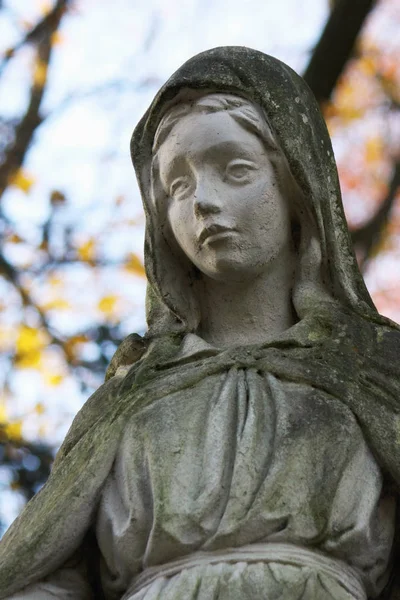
[193,185,221,217]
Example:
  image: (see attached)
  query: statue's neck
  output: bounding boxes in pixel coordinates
[196,247,296,349]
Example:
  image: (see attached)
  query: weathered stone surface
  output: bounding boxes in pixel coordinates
[1,46,400,600]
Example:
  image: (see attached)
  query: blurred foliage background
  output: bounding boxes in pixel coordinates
[0,0,399,532]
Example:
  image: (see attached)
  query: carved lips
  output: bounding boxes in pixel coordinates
[198,224,236,246]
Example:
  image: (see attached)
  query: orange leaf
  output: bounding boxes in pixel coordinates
[16,326,47,355]
[50,190,66,205]
[48,275,62,287]
[15,326,47,369]
[4,48,15,59]
[44,373,64,386]
[34,402,45,415]
[9,169,35,194]
[0,402,7,424]
[41,298,70,311]
[64,335,87,360]
[124,253,146,277]
[5,421,22,441]
[358,56,376,77]
[365,137,383,163]
[51,31,64,46]
[77,239,96,262]
[98,295,118,317]
[33,58,48,88]
[14,350,42,369]
[8,233,24,243]
[39,1,53,16]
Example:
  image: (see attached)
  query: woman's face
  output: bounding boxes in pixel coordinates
[157,109,293,284]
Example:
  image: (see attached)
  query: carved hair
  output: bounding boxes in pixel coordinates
[153,93,278,154]
[149,92,331,332]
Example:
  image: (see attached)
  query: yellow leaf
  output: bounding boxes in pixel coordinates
[124,253,146,277]
[48,275,62,287]
[67,334,88,345]
[33,58,48,88]
[9,169,35,194]
[64,334,88,360]
[16,326,46,355]
[50,190,66,205]
[34,402,45,415]
[51,31,64,45]
[39,1,52,15]
[15,350,42,369]
[15,326,47,369]
[358,56,376,77]
[8,233,24,243]
[0,403,7,424]
[5,421,22,440]
[77,239,96,262]
[365,137,383,163]
[4,48,15,59]
[98,295,118,317]
[41,298,70,311]
[44,373,63,386]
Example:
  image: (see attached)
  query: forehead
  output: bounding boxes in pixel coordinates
[156,111,266,168]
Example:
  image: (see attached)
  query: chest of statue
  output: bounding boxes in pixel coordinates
[96,368,395,599]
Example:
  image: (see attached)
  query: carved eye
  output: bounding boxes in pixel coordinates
[169,176,191,198]
[225,160,257,182]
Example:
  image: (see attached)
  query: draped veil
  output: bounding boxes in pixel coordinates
[130,46,391,335]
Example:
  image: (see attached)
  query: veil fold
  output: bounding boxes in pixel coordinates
[130,46,393,335]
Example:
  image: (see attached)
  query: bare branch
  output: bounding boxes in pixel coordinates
[0,250,120,376]
[351,162,400,268]
[303,0,376,103]
[0,0,69,200]
[0,0,69,76]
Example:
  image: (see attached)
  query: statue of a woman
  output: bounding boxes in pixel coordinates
[1,46,400,600]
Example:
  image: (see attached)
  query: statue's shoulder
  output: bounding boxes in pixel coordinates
[377,324,400,355]
[54,333,147,467]
[105,333,148,380]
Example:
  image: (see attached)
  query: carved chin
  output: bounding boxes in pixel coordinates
[193,253,273,283]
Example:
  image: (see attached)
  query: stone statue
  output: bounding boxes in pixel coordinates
[1,46,400,600]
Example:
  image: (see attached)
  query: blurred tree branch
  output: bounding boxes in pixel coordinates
[303,0,399,269]
[0,250,113,373]
[0,0,71,508]
[0,0,68,75]
[0,0,69,199]
[303,0,376,103]
[351,162,400,268]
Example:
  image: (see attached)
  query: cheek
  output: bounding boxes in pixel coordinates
[167,202,193,252]
[246,188,291,243]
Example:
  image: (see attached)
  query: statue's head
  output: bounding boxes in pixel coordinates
[149,91,328,331]
[131,47,381,336]
[151,93,301,286]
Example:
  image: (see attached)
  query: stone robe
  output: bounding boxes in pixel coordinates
[4,307,400,599]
